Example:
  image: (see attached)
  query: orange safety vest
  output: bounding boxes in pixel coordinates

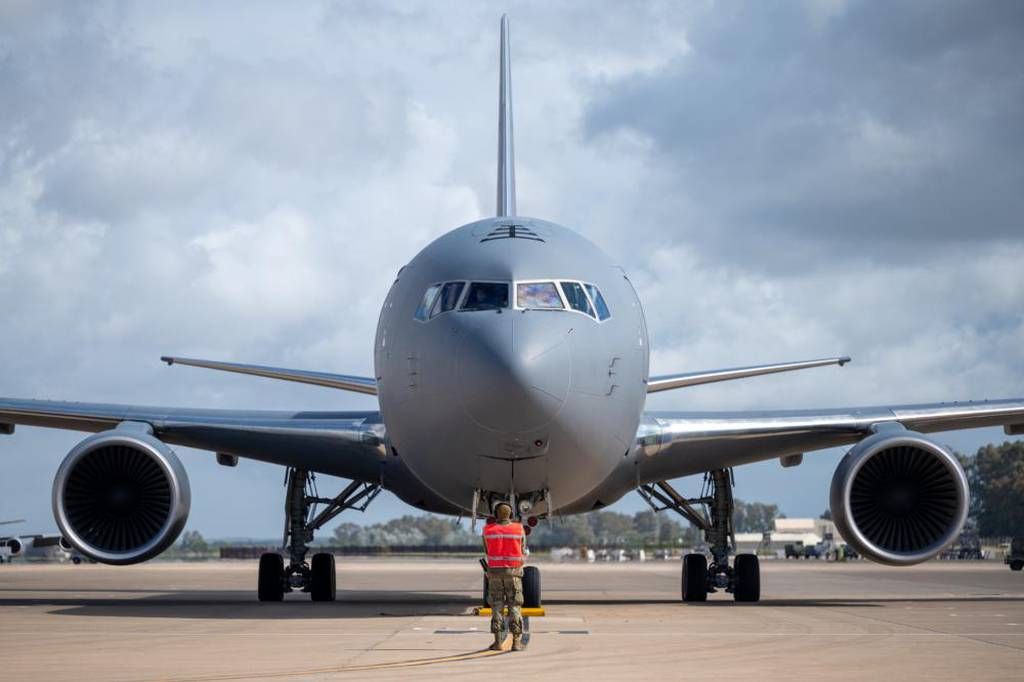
[483,521,525,568]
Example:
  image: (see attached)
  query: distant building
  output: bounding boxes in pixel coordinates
[734,517,841,555]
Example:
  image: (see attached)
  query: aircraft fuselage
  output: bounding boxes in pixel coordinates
[375,216,649,516]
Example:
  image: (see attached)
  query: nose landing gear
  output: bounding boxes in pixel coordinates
[257,468,380,602]
[639,468,760,603]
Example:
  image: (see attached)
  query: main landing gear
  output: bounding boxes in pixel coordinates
[639,468,760,603]
[258,468,381,602]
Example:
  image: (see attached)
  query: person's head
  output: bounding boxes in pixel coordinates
[494,502,512,521]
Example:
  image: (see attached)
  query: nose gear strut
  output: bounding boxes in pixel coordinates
[638,468,760,602]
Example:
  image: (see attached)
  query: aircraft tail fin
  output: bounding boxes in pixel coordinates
[496,14,516,217]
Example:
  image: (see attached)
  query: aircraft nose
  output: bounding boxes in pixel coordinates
[456,313,571,433]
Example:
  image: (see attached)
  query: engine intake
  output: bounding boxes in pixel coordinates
[830,430,969,566]
[52,428,190,565]
[6,537,23,556]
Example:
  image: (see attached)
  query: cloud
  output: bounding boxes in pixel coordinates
[584,1,1024,264]
[1,1,1021,535]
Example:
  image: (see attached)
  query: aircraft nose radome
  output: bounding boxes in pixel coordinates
[456,314,570,433]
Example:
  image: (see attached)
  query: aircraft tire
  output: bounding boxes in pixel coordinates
[310,552,336,602]
[681,553,708,602]
[1011,560,1023,571]
[522,565,541,608]
[258,552,285,602]
[733,554,760,602]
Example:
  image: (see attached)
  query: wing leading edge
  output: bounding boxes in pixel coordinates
[636,398,1024,483]
[160,356,378,395]
[0,397,386,482]
[647,356,850,393]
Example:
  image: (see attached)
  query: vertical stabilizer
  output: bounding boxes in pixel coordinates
[496,15,516,217]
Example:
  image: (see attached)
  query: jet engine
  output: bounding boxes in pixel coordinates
[52,429,191,565]
[830,430,969,566]
[5,537,23,556]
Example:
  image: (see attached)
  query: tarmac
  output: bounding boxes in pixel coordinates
[1,558,1023,681]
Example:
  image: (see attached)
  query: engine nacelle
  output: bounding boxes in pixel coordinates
[52,429,191,565]
[5,537,23,556]
[830,430,969,566]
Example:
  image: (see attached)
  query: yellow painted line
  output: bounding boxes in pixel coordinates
[474,607,545,617]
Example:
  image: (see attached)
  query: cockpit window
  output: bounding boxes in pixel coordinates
[585,283,611,321]
[414,284,441,321]
[560,282,595,317]
[431,281,465,316]
[462,282,509,311]
[517,282,563,309]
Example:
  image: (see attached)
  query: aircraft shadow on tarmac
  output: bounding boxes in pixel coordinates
[0,590,483,619]
[2,590,1022,618]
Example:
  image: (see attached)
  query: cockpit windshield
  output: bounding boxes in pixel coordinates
[584,283,611,321]
[560,281,594,317]
[517,282,563,309]
[415,279,608,320]
[414,284,441,321]
[461,282,509,311]
[431,281,465,316]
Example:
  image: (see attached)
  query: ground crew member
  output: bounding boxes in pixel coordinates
[482,502,525,651]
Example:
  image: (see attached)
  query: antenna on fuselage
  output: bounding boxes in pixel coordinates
[496,14,516,217]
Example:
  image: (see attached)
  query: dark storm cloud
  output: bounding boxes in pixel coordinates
[584,1,1024,266]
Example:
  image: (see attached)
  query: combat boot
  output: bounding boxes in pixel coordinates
[511,634,524,651]
[489,631,504,651]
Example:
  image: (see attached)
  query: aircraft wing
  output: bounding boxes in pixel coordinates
[647,356,850,393]
[0,398,386,482]
[636,398,1024,483]
[160,356,378,395]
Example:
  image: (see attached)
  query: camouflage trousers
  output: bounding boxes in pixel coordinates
[487,574,524,635]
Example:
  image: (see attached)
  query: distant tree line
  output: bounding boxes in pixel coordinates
[963,440,1024,537]
[327,499,783,549]
[331,515,477,547]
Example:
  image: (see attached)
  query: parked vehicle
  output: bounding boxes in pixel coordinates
[1006,537,1024,572]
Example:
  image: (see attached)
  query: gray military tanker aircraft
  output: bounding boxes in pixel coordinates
[0,519,73,563]
[2,16,1023,604]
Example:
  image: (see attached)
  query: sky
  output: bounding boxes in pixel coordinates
[1,1,1022,538]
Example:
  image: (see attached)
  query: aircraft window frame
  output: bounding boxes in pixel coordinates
[430,281,467,318]
[557,278,598,319]
[460,281,511,312]
[584,282,611,322]
[414,284,442,322]
[515,280,565,310]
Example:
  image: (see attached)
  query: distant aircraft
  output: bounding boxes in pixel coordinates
[0,519,73,563]
[1,16,1022,603]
